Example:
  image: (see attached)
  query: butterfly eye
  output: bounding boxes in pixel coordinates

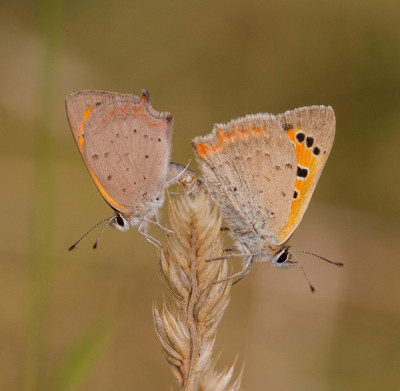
[116,214,125,227]
[272,248,295,268]
[276,250,289,264]
[109,214,130,233]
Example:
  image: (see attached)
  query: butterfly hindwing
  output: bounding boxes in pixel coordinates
[193,114,297,243]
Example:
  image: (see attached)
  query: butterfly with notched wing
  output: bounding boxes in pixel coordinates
[66,90,194,248]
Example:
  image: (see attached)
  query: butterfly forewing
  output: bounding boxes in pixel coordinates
[276,106,335,243]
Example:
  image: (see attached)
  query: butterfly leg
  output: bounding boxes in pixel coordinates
[207,252,248,262]
[138,222,161,248]
[232,256,255,285]
[143,217,173,234]
[213,256,255,284]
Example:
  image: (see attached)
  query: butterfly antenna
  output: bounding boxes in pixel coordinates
[92,216,117,250]
[290,251,315,293]
[68,216,115,251]
[293,249,344,267]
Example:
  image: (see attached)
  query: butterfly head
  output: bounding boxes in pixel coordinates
[239,240,296,268]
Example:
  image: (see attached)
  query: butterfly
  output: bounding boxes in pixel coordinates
[66,90,194,248]
[192,106,337,283]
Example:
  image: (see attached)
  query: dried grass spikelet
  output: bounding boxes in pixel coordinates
[153,191,242,391]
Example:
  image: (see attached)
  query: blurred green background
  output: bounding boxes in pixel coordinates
[1,0,400,390]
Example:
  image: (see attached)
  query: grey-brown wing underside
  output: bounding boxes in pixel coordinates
[66,91,118,148]
[83,97,173,215]
[193,114,297,243]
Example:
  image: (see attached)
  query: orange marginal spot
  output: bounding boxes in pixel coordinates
[237,129,249,136]
[196,126,265,159]
[195,144,210,159]
[219,128,236,141]
[195,128,234,159]
[279,127,320,242]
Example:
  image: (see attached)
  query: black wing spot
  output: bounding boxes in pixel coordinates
[133,129,137,133]
[144,134,148,138]
[296,132,305,143]
[273,165,281,171]
[126,167,130,172]
[233,187,237,192]
[104,152,109,158]
[122,188,126,193]
[281,192,286,197]
[143,177,146,180]
[313,146,321,156]
[134,181,137,185]
[92,154,99,160]
[145,155,149,159]
[158,137,162,142]
[156,197,160,201]
[116,133,120,138]
[95,101,101,106]
[285,163,292,169]
[306,136,314,148]
[297,166,308,179]
[283,123,293,131]
[107,175,112,181]
[294,190,298,199]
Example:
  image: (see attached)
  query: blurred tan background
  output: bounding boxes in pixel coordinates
[1,0,400,390]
